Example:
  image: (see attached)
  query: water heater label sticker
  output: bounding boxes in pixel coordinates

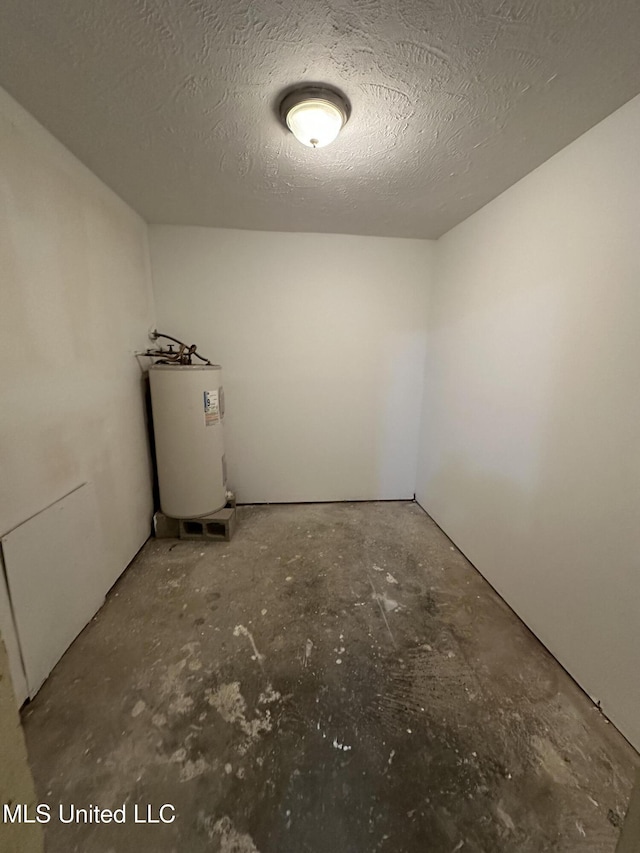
[203,389,220,426]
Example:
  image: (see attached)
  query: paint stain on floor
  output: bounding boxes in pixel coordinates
[23,502,638,852]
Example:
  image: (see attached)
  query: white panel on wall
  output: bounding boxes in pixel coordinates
[0,84,155,624]
[2,484,106,697]
[0,558,28,707]
[416,94,640,750]
[149,227,433,504]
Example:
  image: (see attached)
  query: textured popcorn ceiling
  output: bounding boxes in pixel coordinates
[1,0,640,238]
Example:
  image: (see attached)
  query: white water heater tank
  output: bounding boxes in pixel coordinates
[149,364,227,518]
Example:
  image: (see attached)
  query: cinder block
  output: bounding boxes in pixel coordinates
[153,512,180,538]
[178,506,237,542]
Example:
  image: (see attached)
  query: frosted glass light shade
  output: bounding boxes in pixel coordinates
[280,87,350,149]
[285,98,345,148]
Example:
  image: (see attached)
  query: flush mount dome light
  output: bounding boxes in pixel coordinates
[279,86,350,149]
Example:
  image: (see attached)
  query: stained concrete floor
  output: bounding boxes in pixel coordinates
[23,502,638,853]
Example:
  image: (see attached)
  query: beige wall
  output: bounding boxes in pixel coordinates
[150,227,433,503]
[417,94,640,750]
[0,85,156,699]
[0,635,42,853]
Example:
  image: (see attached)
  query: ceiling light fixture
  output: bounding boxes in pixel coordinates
[279,86,350,149]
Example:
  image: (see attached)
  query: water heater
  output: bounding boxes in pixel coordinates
[149,364,227,518]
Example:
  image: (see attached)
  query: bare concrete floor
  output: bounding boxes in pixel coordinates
[23,502,638,852]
